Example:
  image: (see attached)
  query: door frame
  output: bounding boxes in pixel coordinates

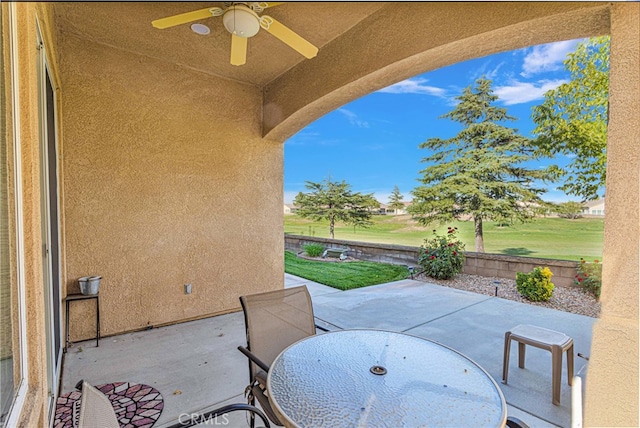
[2,3,31,427]
[35,21,62,420]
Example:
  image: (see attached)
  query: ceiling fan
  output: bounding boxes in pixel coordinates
[152,2,318,66]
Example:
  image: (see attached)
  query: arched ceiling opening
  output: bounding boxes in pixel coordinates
[264,2,610,142]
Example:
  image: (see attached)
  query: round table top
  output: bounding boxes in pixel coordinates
[267,329,506,428]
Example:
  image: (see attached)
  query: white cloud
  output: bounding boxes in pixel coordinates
[494,79,568,105]
[485,62,505,81]
[470,60,505,81]
[338,108,370,128]
[521,40,578,76]
[378,78,447,97]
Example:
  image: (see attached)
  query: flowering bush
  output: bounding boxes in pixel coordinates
[516,267,555,302]
[418,227,465,280]
[575,258,602,300]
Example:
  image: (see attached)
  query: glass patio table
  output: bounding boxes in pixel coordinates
[267,329,506,427]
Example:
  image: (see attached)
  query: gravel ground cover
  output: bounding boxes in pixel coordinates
[415,272,601,318]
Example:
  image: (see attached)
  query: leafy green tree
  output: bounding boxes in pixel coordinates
[409,77,551,252]
[388,185,405,214]
[294,178,377,239]
[555,201,584,219]
[532,36,609,200]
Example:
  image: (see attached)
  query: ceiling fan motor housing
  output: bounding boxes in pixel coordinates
[223,5,260,38]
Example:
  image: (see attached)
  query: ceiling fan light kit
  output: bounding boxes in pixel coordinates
[151,2,318,66]
[223,5,260,38]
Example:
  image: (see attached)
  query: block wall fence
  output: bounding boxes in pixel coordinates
[284,234,580,288]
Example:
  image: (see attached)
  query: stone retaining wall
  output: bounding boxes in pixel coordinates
[285,234,579,288]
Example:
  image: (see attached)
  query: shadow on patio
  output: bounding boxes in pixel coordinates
[60,274,594,427]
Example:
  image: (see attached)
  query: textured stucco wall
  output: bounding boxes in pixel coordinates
[584,3,639,426]
[57,33,284,339]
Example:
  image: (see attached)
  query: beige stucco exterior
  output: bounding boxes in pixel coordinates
[58,32,284,337]
[3,2,638,426]
[583,4,640,425]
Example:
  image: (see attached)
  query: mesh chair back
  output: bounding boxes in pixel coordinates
[78,381,119,428]
[240,286,316,379]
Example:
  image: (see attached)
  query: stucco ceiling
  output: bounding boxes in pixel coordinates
[52,2,388,87]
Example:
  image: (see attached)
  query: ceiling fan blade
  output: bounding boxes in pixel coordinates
[230,34,248,66]
[152,7,221,29]
[260,16,318,59]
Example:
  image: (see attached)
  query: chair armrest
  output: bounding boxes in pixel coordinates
[165,403,270,428]
[237,346,270,373]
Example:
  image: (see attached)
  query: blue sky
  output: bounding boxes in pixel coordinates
[284,39,586,205]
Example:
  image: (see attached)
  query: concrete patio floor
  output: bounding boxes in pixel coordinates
[61,274,595,427]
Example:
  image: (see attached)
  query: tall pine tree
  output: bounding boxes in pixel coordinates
[388,185,405,214]
[409,77,551,252]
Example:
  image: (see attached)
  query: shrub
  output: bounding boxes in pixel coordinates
[575,258,602,300]
[303,243,325,257]
[516,267,555,302]
[417,227,465,280]
[555,201,584,219]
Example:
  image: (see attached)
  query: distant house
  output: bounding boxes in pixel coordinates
[377,201,411,215]
[517,200,549,216]
[287,202,412,215]
[284,204,298,214]
[373,203,389,215]
[582,199,605,216]
[395,201,412,215]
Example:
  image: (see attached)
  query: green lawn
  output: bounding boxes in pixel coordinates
[284,251,409,290]
[285,215,603,261]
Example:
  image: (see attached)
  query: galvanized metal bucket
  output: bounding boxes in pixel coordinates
[79,275,101,295]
